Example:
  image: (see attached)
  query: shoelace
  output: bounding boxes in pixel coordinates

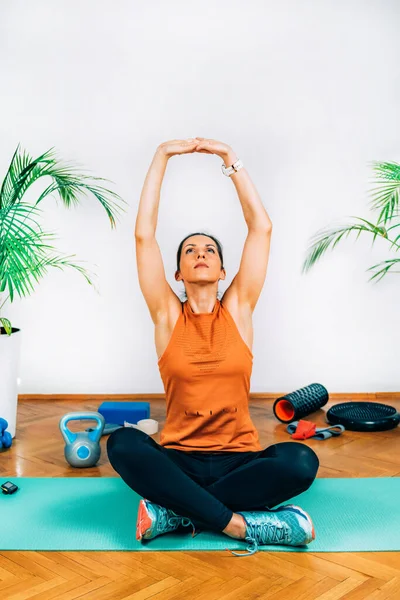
[227,517,292,557]
[165,511,198,537]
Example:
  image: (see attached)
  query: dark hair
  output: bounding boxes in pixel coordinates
[176,232,224,301]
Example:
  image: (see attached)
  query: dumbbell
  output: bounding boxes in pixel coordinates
[0,418,12,450]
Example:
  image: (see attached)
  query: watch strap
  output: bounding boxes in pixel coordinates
[221,158,243,176]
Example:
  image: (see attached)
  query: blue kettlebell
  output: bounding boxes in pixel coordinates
[59,412,105,468]
[0,418,12,450]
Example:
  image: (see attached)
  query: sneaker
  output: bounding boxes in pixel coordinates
[227,504,315,557]
[136,498,196,541]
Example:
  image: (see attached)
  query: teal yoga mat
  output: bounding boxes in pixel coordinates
[1,477,399,552]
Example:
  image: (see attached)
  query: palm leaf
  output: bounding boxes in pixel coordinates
[0,145,22,204]
[0,146,127,228]
[384,222,400,250]
[0,147,53,209]
[367,161,400,225]
[0,144,125,324]
[0,202,50,299]
[302,217,389,274]
[24,253,97,288]
[366,258,400,282]
[0,198,97,304]
[1,242,97,303]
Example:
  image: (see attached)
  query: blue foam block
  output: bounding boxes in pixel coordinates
[98,402,150,425]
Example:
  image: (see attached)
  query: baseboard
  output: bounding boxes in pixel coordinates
[18,392,400,401]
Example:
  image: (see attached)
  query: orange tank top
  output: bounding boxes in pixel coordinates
[157,298,262,452]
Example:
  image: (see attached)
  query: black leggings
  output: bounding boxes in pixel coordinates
[107,427,319,533]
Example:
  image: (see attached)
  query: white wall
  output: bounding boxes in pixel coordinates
[1,0,399,394]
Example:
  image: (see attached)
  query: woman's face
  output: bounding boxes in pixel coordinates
[178,235,222,279]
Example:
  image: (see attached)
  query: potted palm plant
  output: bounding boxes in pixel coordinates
[303,161,400,281]
[0,145,126,438]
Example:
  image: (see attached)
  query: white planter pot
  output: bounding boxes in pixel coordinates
[0,327,22,438]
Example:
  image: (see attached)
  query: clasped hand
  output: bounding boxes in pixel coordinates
[158,137,233,160]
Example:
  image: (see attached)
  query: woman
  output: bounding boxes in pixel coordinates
[107,137,319,557]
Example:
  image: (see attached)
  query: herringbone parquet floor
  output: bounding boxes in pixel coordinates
[1,393,399,600]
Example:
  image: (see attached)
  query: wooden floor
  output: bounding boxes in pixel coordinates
[1,393,400,600]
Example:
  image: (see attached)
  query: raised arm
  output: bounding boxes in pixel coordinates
[134,140,199,323]
[135,139,198,237]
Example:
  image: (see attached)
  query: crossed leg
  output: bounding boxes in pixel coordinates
[204,442,319,513]
[107,427,319,534]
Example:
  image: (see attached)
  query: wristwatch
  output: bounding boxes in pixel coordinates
[221,158,243,177]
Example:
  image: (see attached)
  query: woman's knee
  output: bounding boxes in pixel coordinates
[276,442,319,485]
[297,444,319,485]
[106,426,148,462]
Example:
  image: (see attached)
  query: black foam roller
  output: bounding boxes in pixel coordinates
[273,383,329,423]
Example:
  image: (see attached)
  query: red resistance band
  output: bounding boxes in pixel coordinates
[290,419,317,440]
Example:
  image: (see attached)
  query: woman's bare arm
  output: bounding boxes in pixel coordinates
[135,148,169,239]
[135,139,199,238]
